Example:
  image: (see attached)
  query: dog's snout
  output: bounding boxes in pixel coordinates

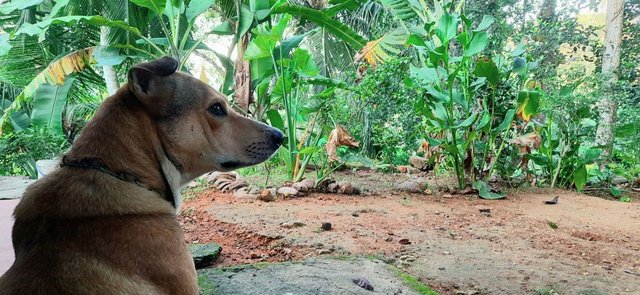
[269,128,284,148]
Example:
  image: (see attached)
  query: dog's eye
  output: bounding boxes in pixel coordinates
[208,103,226,116]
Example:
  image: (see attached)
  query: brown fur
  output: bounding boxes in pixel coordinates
[0,57,282,294]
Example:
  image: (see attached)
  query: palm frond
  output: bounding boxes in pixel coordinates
[355,27,407,66]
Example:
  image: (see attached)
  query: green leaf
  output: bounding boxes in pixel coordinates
[547,221,558,229]
[574,164,587,192]
[581,148,601,164]
[0,34,12,56]
[472,180,506,200]
[211,20,234,35]
[463,32,488,57]
[14,23,42,36]
[17,16,142,42]
[619,196,631,203]
[250,57,274,81]
[454,113,477,128]
[93,46,126,66]
[435,13,458,43]
[236,5,255,40]
[410,65,440,84]
[510,43,526,57]
[31,76,76,136]
[266,109,284,131]
[129,0,166,14]
[273,4,367,50]
[473,15,495,32]
[516,90,540,121]
[474,57,499,87]
[494,109,515,132]
[292,48,319,76]
[213,51,235,94]
[250,0,271,20]
[406,34,426,47]
[380,0,418,22]
[512,57,527,76]
[0,99,30,131]
[274,34,307,60]
[610,186,623,197]
[244,35,276,60]
[186,0,215,22]
[476,111,491,129]
[298,146,322,155]
[0,0,43,14]
[271,74,293,99]
[136,37,211,50]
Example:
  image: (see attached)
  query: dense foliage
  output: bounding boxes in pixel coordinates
[0,0,637,199]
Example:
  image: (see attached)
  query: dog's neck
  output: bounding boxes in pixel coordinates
[65,87,183,210]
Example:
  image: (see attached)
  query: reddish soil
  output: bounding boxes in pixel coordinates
[179,172,640,294]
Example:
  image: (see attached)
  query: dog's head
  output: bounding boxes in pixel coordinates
[127,57,283,179]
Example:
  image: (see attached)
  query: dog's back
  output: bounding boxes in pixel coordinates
[0,168,198,295]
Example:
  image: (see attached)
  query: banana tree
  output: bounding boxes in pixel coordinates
[0,0,222,136]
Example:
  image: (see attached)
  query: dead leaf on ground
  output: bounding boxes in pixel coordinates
[398,238,411,245]
[544,196,559,205]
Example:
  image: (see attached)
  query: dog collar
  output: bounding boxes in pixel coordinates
[60,156,175,206]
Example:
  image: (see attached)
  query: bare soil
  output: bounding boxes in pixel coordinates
[179,171,640,295]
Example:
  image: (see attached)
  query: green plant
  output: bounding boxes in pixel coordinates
[406,7,541,189]
[0,127,69,178]
[243,12,349,182]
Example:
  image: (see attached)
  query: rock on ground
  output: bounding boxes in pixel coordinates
[197,257,426,295]
[190,243,222,269]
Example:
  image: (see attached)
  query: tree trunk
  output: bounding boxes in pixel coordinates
[595,0,625,163]
[536,0,559,75]
[100,26,120,96]
[234,34,252,111]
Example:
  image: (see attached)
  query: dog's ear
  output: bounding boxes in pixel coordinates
[128,57,179,112]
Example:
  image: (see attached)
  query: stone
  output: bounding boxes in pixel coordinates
[280,221,306,229]
[292,182,309,193]
[227,180,248,191]
[327,183,339,193]
[258,188,277,202]
[301,179,316,190]
[397,181,422,193]
[409,155,429,170]
[189,243,222,269]
[321,222,332,231]
[234,187,258,200]
[336,181,353,194]
[611,175,628,185]
[277,187,299,198]
[317,249,333,255]
[317,178,335,191]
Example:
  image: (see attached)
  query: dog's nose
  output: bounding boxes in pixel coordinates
[269,128,284,148]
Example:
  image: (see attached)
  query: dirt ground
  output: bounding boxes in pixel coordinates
[178,171,640,295]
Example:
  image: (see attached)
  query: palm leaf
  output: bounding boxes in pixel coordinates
[31,76,76,135]
[355,27,407,66]
[379,0,417,22]
[273,4,367,50]
[0,47,96,135]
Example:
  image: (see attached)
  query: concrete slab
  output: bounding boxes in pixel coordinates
[0,176,33,200]
[0,199,19,275]
[197,257,435,295]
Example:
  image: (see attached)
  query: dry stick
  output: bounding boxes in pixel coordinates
[624,270,640,276]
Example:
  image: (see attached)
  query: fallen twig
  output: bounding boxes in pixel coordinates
[624,270,640,276]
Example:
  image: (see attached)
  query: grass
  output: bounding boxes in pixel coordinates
[197,273,217,295]
[181,178,211,202]
[390,267,439,295]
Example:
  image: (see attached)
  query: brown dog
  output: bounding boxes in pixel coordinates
[0,57,283,294]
